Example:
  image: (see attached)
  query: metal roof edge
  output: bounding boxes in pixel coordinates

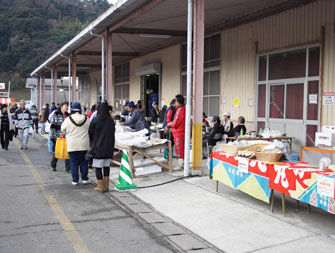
[31,0,135,77]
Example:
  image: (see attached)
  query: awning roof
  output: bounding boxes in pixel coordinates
[32,0,315,77]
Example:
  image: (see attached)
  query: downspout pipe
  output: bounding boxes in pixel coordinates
[44,66,53,104]
[184,0,193,177]
[90,31,105,101]
[60,53,72,106]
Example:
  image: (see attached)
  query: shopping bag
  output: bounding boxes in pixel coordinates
[45,121,50,133]
[48,139,53,153]
[55,137,70,160]
[28,127,34,138]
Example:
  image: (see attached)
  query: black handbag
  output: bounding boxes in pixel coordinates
[85,149,93,161]
[9,130,14,141]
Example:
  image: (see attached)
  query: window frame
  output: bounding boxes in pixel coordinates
[256,44,321,144]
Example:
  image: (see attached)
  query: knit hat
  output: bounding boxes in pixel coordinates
[71,102,82,112]
[128,101,136,108]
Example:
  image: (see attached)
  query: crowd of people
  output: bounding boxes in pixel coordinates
[0,94,247,185]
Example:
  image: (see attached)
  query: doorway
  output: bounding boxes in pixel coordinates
[141,74,159,117]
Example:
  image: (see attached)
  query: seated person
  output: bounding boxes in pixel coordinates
[232,116,247,137]
[202,112,210,132]
[120,102,129,123]
[121,101,148,131]
[202,116,224,158]
[205,116,224,146]
[223,112,234,137]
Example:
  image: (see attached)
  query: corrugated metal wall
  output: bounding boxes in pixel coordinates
[221,0,335,128]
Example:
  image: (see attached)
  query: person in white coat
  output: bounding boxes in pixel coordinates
[61,102,90,186]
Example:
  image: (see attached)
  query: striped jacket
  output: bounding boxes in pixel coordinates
[14,108,32,129]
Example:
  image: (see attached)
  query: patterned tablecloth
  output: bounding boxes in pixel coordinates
[209,151,335,214]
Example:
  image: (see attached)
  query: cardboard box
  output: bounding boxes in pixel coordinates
[315,132,335,147]
[322,125,335,133]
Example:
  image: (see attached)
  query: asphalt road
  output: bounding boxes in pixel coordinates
[0,134,175,253]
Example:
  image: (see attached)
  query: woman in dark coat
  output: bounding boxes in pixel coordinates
[89,101,115,192]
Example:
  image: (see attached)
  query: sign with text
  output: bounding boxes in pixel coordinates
[323,92,335,106]
[238,158,249,173]
[309,94,318,104]
[0,83,5,89]
[317,175,335,198]
[0,92,8,97]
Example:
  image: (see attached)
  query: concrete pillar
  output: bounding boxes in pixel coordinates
[72,53,77,102]
[192,0,205,171]
[37,77,41,110]
[106,31,113,105]
[53,66,57,104]
[42,75,45,106]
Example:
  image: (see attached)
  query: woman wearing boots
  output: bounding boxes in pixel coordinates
[89,101,115,192]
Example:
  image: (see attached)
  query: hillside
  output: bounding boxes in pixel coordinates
[0,0,111,94]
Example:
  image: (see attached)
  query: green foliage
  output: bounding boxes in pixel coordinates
[0,0,110,90]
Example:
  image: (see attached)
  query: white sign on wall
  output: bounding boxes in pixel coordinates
[323,92,335,106]
[309,94,318,104]
[317,175,335,198]
[0,83,5,89]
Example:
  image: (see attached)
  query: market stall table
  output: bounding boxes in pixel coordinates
[209,151,335,216]
[227,136,294,150]
[113,140,173,178]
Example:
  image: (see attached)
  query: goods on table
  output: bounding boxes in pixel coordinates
[255,151,282,162]
[218,141,271,155]
[237,150,256,159]
[260,128,283,138]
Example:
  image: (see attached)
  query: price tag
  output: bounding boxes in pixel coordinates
[317,175,335,198]
[238,158,249,174]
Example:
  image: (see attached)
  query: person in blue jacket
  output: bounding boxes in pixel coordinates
[121,101,148,132]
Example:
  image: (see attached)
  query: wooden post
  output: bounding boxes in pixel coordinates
[53,66,57,104]
[71,53,77,102]
[106,30,113,105]
[37,77,41,110]
[42,75,45,106]
[191,0,205,171]
[127,146,135,178]
[270,189,275,213]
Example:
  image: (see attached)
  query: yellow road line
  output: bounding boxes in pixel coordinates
[14,139,90,253]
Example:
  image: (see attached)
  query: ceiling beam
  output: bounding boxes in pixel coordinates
[108,0,166,33]
[114,27,187,37]
[59,64,101,68]
[77,51,140,57]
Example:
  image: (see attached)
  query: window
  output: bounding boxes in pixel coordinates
[114,62,130,111]
[257,46,320,148]
[269,49,306,80]
[181,34,221,116]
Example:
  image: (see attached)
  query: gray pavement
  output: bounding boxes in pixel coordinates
[0,135,177,253]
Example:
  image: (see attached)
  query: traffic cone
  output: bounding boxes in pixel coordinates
[114,149,137,191]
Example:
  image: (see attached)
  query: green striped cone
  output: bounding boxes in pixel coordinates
[114,149,137,190]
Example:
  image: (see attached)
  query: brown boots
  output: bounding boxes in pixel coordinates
[94,177,110,192]
[103,176,110,192]
[94,180,104,192]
